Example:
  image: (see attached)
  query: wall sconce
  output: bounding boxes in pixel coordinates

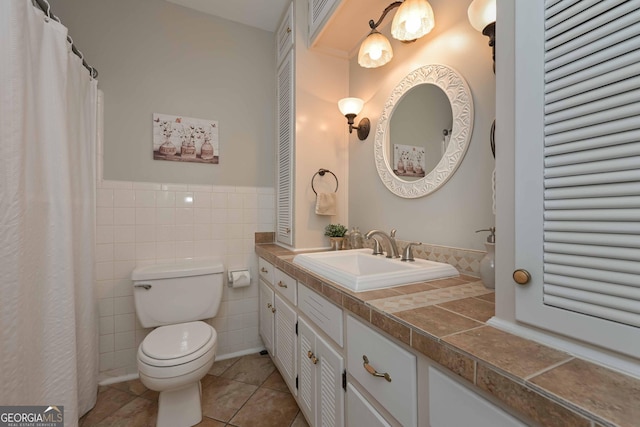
[358,0,435,68]
[338,98,370,140]
[468,0,496,69]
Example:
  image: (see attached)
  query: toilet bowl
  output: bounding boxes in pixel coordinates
[131,258,225,427]
[137,321,217,427]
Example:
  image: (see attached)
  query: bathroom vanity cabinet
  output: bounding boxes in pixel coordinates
[258,256,525,427]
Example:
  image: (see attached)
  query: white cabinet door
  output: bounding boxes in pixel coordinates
[276,49,294,246]
[276,1,294,67]
[316,332,344,427]
[346,383,390,427]
[429,367,526,427]
[259,280,275,356]
[275,293,297,394]
[298,318,317,423]
[298,317,344,427]
[308,0,341,44]
[513,0,640,358]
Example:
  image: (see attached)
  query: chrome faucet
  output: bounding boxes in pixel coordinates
[365,229,400,258]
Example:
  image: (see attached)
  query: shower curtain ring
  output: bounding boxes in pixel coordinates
[43,0,51,21]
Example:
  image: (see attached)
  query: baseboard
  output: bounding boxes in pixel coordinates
[215,346,266,361]
[99,373,139,386]
[97,346,267,386]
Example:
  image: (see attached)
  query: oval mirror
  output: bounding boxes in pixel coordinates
[374,64,474,198]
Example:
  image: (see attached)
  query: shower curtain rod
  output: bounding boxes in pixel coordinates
[32,0,99,78]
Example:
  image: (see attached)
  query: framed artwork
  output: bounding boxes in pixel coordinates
[153,113,219,164]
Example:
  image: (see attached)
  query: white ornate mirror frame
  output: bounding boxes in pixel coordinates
[374,64,474,198]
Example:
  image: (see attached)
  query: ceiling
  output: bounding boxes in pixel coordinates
[165,0,291,32]
[165,0,393,57]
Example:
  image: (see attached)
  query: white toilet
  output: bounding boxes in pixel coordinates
[131,258,224,427]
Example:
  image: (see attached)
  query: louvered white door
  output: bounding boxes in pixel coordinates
[316,332,344,427]
[309,0,341,44]
[298,319,316,424]
[277,49,294,246]
[275,294,297,395]
[514,0,640,358]
[259,280,275,356]
[276,1,294,67]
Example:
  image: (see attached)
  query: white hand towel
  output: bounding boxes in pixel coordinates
[315,192,337,216]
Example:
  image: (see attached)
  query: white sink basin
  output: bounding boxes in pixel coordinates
[293,248,458,292]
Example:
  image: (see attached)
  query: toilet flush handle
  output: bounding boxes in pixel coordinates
[134,283,152,290]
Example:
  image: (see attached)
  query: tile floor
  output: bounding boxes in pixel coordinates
[80,353,309,427]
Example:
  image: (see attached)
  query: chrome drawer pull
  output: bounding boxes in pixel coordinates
[261,267,268,273]
[277,281,288,288]
[363,355,391,382]
[134,284,152,290]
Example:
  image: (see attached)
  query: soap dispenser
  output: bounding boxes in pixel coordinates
[475,227,496,289]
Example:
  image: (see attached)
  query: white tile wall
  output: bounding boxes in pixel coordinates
[96,179,275,381]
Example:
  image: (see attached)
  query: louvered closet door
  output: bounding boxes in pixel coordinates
[309,0,339,42]
[514,0,640,358]
[277,49,294,246]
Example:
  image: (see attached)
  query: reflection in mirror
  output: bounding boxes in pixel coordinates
[389,84,452,182]
[374,64,474,198]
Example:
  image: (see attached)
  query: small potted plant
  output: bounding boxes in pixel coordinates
[324,223,348,250]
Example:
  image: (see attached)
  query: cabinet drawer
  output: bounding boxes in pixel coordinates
[275,268,297,305]
[347,315,417,427]
[298,283,343,347]
[258,257,275,285]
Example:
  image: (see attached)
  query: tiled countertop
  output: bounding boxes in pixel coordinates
[255,243,640,427]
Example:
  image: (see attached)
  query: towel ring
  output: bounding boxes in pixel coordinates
[311,169,338,195]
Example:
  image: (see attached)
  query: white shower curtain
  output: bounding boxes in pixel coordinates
[0,1,98,424]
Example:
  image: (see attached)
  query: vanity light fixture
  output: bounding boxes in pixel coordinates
[358,0,435,69]
[338,97,370,141]
[467,0,496,69]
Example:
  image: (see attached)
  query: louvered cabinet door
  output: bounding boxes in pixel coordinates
[308,0,341,44]
[275,294,297,395]
[298,319,317,425]
[514,0,640,358]
[276,49,294,247]
[276,1,293,67]
[316,332,344,427]
[259,280,275,356]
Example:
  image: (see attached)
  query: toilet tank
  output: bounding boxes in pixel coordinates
[131,258,224,328]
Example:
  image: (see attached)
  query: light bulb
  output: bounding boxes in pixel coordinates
[369,45,382,61]
[405,15,421,35]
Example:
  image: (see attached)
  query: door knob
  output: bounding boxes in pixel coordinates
[513,269,531,285]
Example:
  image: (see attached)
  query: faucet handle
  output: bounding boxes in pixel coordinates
[401,242,422,262]
[370,237,385,256]
[390,229,397,238]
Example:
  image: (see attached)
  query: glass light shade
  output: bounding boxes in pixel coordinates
[467,0,496,32]
[338,98,364,116]
[391,0,435,41]
[358,31,393,68]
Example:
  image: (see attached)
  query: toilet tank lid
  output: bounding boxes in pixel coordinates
[131,258,224,280]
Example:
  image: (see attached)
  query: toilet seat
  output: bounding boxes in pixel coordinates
[138,321,217,369]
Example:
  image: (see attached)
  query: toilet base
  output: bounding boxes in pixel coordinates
[157,381,202,427]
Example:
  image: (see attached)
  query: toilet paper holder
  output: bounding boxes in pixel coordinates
[228,269,251,288]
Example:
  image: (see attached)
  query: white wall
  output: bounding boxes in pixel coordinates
[347,0,496,251]
[48,0,280,379]
[292,0,350,249]
[49,0,275,187]
[95,179,274,379]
